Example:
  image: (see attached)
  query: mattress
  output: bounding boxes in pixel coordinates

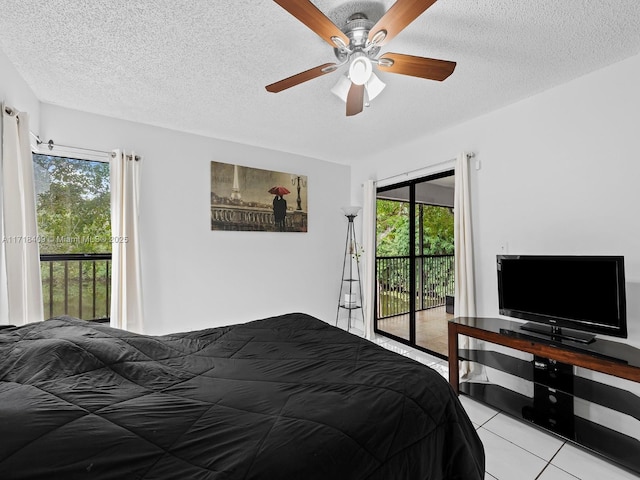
[0,312,484,479]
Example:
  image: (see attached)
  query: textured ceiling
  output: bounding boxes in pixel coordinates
[1,0,640,164]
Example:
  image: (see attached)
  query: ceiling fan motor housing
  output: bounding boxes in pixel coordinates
[334,13,380,62]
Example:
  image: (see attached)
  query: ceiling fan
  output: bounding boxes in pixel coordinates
[265,0,456,116]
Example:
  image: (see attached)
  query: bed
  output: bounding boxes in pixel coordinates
[0,312,484,479]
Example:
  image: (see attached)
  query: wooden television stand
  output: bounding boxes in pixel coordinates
[448,317,640,475]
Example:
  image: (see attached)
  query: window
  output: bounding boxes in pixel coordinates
[32,154,111,320]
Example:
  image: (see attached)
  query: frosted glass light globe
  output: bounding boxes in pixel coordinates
[349,57,372,85]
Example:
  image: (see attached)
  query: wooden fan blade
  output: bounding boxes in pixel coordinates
[266,63,338,93]
[377,53,456,81]
[368,0,438,46]
[346,83,365,116]
[273,0,350,48]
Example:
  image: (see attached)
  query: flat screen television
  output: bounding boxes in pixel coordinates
[497,255,627,343]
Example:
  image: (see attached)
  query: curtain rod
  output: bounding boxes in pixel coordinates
[36,137,113,156]
[31,134,110,156]
[30,133,140,160]
[377,152,475,184]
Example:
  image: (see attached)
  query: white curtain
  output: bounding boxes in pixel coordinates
[362,180,377,339]
[110,150,144,333]
[454,152,476,377]
[0,105,43,325]
[454,152,476,318]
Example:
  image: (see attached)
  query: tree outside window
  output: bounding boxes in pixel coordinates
[32,154,111,320]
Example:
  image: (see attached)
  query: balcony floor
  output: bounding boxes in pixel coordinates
[376,306,454,357]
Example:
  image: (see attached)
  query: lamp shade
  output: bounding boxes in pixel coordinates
[365,73,386,101]
[332,71,386,106]
[341,206,361,216]
[331,75,351,102]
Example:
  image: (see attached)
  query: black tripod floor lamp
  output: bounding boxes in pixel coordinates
[336,206,364,332]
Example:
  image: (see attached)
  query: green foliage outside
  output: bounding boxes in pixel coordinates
[33,154,112,320]
[377,200,411,256]
[376,199,455,317]
[376,199,454,256]
[34,155,111,254]
[420,205,455,255]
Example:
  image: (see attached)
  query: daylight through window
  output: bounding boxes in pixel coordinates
[32,154,112,320]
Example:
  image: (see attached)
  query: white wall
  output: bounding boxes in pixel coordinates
[0,48,40,132]
[38,104,350,334]
[1,46,350,336]
[4,41,640,346]
[352,52,640,349]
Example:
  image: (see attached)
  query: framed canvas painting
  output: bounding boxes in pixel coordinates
[211,161,308,232]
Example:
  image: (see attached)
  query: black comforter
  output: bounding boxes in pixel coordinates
[0,313,483,479]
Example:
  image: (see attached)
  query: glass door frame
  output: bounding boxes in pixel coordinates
[374,169,454,360]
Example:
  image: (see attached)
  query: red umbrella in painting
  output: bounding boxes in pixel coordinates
[268,186,291,196]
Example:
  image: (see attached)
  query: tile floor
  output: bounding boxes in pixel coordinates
[372,335,640,480]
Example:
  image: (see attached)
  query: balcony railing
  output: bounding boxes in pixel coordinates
[376,254,454,319]
[40,253,111,321]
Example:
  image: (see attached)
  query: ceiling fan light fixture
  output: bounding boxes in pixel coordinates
[330,74,352,102]
[365,73,386,101]
[332,71,385,107]
[349,56,372,85]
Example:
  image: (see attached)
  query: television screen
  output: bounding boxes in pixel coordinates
[497,255,627,340]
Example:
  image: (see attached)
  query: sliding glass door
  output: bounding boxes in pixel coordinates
[374,171,455,358]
